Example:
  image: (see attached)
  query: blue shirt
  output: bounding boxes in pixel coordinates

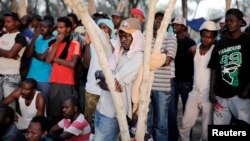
[27,35,55,82]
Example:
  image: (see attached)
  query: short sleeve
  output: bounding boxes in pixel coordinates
[58,119,64,128]
[15,33,27,47]
[208,43,220,69]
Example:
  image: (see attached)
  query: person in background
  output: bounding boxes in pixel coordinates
[179,21,218,141]
[208,8,250,126]
[27,116,53,141]
[21,15,34,41]
[83,18,116,134]
[147,11,177,141]
[130,8,145,31]
[93,11,109,23]
[50,96,91,141]
[26,19,55,113]
[31,14,42,33]
[111,11,123,30]
[0,104,27,141]
[168,16,196,141]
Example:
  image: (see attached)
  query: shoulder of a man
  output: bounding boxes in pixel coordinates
[15,33,27,47]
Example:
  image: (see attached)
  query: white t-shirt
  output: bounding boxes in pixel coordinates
[0,32,25,74]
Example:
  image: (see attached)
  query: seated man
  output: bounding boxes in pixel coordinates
[50,96,91,141]
[0,104,27,141]
[27,116,52,141]
[2,78,46,130]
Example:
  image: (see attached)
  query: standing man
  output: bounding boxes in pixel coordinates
[93,18,144,141]
[179,21,218,141]
[84,19,116,132]
[46,17,81,125]
[130,8,145,32]
[208,8,250,125]
[168,16,196,141]
[111,11,123,30]
[0,12,27,108]
[147,11,177,141]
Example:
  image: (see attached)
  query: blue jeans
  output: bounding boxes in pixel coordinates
[147,90,171,141]
[94,110,120,141]
[168,79,193,141]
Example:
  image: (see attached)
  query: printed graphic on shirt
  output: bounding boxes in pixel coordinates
[219,45,242,87]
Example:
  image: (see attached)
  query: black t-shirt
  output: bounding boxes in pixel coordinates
[208,33,250,98]
[174,36,196,81]
[15,33,27,47]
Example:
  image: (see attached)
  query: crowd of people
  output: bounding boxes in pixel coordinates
[0,6,250,141]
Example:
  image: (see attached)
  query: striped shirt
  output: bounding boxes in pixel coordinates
[152,33,177,91]
[58,113,91,141]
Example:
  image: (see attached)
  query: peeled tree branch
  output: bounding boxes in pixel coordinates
[135,0,157,139]
[63,0,130,140]
[135,0,177,140]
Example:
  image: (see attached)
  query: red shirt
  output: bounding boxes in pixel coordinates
[50,40,80,85]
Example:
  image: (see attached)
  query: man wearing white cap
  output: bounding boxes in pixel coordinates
[168,16,196,141]
[179,21,218,141]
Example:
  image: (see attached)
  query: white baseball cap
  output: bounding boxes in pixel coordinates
[172,16,187,27]
[199,21,218,31]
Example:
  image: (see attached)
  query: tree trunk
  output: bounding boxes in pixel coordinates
[0,0,11,11]
[182,0,187,19]
[226,0,232,11]
[192,0,201,19]
[116,0,129,13]
[135,0,177,140]
[134,1,157,140]
[63,0,130,140]
[88,0,96,15]
[45,0,51,16]
[18,0,27,18]
[11,0,17,13]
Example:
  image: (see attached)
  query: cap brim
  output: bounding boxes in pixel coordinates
[119,28,135,34]
[241,19,247,27]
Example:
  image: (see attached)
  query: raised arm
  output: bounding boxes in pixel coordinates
[45,34,64,63]
[53,55,79,68]
[26,34,40,59]
[2,88,21,105]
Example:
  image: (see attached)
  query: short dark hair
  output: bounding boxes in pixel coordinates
[32,14,42,21]
[30,116,50,132]
[0,104,14,123]
[57,17,72,28]
[22,78,37,89]
[43,15,54,25]
[4,12,19,21]
[65,96,82,113]
[67,13,78,24]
